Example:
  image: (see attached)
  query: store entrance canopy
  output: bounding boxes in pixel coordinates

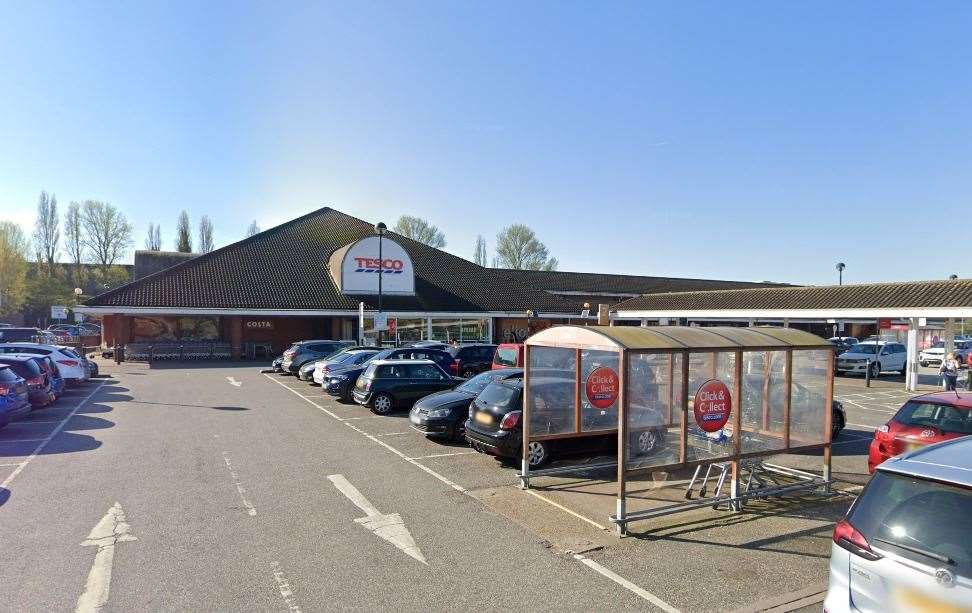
[521,325,836,534]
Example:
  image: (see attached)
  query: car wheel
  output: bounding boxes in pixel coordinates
[869,362,880,378]
[371,393,394,415]
[634,430,659,456]
[526,441,550,468]
[831,410,845,440]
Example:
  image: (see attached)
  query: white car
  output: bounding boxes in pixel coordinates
[0,342,91,384]
[824,437,972,612]
[835,341,907,378]
[919,340,971,367]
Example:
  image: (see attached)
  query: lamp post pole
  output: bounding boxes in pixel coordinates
[376,222,387,346]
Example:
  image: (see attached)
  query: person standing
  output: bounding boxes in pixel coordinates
[940,352,960,391]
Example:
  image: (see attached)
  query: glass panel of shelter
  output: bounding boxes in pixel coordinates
[527,346,578,437]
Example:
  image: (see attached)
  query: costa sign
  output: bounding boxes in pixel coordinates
[328,236,416,296]
[586,366,620,409]
[693,379,732,432]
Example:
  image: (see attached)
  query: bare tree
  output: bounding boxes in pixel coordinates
[198,216,214,253]
[246,220,260,237]
[63,202,86,287]
[175,210,192,252]
[393,215,446,248]
[495,225,558,270]
[80,201,133,282]
[473,235,488,266]
[0,221,29,315]
[33,191,59,275]
[144,223,162,250]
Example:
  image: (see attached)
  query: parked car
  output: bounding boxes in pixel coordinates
[867,391,972,473]
[827,336,859,354]
[492,343,524,369]
[0,365,31,428]
[0,355,53,408]
[324,347,455,401]
[0,327,42,343]
[271,356,284,372]
[447,343,498,378]
[825,437,972,613]
[280,340,357,374]
[312,348,379,385]
[352,359,462,414]
[835,341,907,378]
[0,342,90,384]
[464,376,668,468]
[919,340,972,367]
[410,368,524,440]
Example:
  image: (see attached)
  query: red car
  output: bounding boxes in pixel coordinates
[491,343,524,370]
[868,391,972,473]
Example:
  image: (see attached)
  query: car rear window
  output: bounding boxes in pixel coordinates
[494,347,518,366]
[848,471,972,572]
[477,382,521,409]
[0,360,41,378]
[894,401,972,435]
[60,348,80,358]
[0,367,19,382]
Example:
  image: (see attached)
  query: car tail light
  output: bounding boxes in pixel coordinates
[284,350,296,358]
[57,359,79,368]
[0,384,9,395]
[833,519,881,561]
[450,360,460,376]
[499,411,521,430]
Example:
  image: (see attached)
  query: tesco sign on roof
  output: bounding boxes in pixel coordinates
[328,236,416,296]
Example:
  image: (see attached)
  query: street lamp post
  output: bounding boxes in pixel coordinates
[835,262,846,286]
[375,222,387,346]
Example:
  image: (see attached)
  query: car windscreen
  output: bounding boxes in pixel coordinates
[848,471,972,573]
[894,401,972,435]
[494,347,518,366]
[458,370,517,395]
[850,344,880,355]
[476,382,521,410]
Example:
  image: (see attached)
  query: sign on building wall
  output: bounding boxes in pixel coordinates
[245,320,274,330]
[328,236,416,296]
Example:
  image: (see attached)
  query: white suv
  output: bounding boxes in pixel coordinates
[919,340,971,367]
[824,437,972,612]
[0,342,90,384]
[836,341,907,378]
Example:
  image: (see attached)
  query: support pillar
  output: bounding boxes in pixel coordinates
[230,316,243,360]
[945,318,955,357]
[906,318,919,392]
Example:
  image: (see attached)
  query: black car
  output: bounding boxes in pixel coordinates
[446,344,498,378]
[465,377,668,468]
[281,340,356,374]
[352,359,462,414]
[0,355,53,408]
[409,368,523,440]
[323,347,455,402]
[0,327,41,343]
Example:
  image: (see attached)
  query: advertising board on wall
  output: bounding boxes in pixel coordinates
[328,236,416,296]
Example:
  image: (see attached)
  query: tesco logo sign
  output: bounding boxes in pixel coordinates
[354,257,405,274]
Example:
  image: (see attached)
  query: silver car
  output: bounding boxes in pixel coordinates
[824,437,972,612]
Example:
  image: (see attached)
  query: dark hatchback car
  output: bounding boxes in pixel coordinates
[0,355,53,408]
[465,377,668,468]
[281,340,357,374]
[352,360,462,415]
[0,365,31,428]
[324,347,455,402]
[409,368,523,440]
[446,344,498,378]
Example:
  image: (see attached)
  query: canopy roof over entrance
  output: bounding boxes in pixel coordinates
[615,279,972,319]
[526,325,830,351]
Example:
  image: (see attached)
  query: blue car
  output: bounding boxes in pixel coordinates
[0,356,53,409]
[0,365,31,428]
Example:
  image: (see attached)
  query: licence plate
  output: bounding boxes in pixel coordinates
[475,411,492,425]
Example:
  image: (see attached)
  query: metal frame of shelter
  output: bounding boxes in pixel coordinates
[520,325,836,535]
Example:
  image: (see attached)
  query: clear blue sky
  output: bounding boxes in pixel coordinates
[1,2,969,285]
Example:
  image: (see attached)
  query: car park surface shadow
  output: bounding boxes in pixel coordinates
[130,400,249,411]
[790,430,872,457]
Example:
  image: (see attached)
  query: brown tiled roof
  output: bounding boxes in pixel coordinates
[86,207,581,314]
[616,279,972,312]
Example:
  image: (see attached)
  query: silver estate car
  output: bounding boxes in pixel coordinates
[824,436,972,612]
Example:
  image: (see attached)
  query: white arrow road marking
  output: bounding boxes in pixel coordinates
[327,474,427,565]
[226,376,242,387]
[76,502,137,613]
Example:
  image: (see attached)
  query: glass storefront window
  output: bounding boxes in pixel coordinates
[430,318,462,342]
[394,317,427,344]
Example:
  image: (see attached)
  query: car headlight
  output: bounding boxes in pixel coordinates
[329,376,347,383]
[427,408,452,418]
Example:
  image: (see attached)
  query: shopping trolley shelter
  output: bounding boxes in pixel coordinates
[519,325,836,534]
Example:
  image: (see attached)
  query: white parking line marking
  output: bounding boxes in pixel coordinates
[263,375,344,420]
[406,451,477,460]
[1,379,108,490]
[574,553,680,613]
[377,432,410,437]
[221,451,257,516]
[76,502,137,613]
[526,490,607,531]
[847,422,877,430]
[270,561,302,612]
[226,376,242,387]
[0,462,25,467]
